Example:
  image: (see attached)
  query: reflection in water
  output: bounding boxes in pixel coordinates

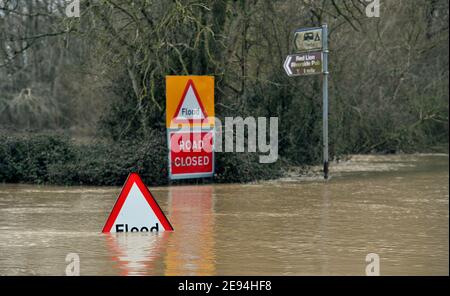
[0,154,447,275]
[165,185,215,275]
[319,185,331,274]
[104,232,169,276]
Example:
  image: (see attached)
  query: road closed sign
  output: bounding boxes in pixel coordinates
[102,173,174,233]
[168,129,214,180]
[166,76,215,181]
[166,76,214,128]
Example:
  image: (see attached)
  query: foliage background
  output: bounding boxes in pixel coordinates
[0,0,448,185]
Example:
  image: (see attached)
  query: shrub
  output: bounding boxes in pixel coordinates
[0,134,75,183]
[0,132,282,186]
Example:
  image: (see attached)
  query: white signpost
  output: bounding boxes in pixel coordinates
[284,24,329,179]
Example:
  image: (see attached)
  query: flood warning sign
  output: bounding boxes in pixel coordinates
[166,76,214,128]
[172,79,207,123]
[102,173,173,233]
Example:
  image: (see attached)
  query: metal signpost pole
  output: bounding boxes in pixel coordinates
[285,25,330,179]
[322,24,329,180]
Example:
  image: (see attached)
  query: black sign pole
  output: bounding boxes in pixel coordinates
[322,24,329,180]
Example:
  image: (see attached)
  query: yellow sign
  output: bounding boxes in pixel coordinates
[166,76,214,128]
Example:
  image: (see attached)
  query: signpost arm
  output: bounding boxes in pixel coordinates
[322,24,329,180]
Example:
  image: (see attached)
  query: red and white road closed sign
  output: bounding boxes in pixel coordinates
[166,76,215,180]
[168,130,214,180]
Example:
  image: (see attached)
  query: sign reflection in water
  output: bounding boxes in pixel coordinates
[165,185,215,275]
[104,232,170,275]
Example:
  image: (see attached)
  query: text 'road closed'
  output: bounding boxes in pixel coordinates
[169,130,214,178]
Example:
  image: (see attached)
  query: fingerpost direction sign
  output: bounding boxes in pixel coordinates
[283,51,323,76]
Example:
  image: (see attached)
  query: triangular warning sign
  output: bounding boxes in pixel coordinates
[102,173,173,233]
[172,79,208,124]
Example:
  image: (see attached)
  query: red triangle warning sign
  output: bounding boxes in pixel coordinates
[172,79,208,124]
[102,173,173,233]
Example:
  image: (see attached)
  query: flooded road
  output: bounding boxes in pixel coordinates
[0,154,448,275]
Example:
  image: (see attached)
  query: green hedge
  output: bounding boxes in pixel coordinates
[0,134,75,184]
[0,133,282,186]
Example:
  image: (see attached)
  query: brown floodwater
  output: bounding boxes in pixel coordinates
[0,154,448,275]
